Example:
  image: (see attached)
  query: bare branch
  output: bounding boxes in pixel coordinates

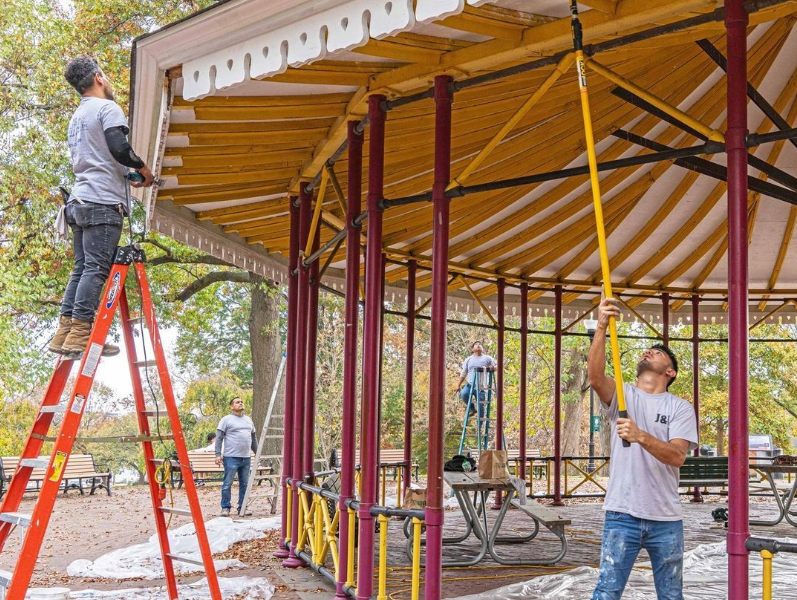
[175,271,251,302]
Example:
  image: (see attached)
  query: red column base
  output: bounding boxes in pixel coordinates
[550,499,565,507]
[282,550,305,568]
[273,546,290,558]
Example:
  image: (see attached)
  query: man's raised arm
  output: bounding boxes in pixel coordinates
[588,298,621,405]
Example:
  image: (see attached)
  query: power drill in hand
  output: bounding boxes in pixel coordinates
[125,171,165,186]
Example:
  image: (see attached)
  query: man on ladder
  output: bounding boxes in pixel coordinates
[456,341,496,419]
[50,56,154,358]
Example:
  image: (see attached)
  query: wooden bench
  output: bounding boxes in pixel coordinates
[0,454,111,497]
[174,451,273,487]
[679,456,728,490]
[334,449,419,482]
[506,449,546,479]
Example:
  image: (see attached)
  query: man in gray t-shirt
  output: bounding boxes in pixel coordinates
[215,397,258,516]
[588,298,698,600]
[457,341,497,417]
[51,57,154,359]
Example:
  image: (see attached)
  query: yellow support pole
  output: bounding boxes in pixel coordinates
[346,507,357,588]
[762,550,773,600]
[569,1,630,438]
[304,169,329,257]
[397,467,403,508]
[377,514,389,600]
[411,517,423,600]
[586,59,725,144]
[447,52,575,190]
[285,483,293,545]
[381,466,387,506]
[314,495,323,564]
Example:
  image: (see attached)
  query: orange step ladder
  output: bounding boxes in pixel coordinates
[0,244,222,600]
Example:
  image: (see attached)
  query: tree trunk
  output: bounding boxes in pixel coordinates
[715,419,725,456]
[599,413,613,458]
[248,274,283,462]
[561,347,589,456]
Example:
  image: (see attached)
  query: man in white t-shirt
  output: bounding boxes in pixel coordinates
[457,341,497,417]
[215,397,258,516]
[589,298,698,600]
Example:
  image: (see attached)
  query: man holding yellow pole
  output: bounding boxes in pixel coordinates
[588,298,698,600]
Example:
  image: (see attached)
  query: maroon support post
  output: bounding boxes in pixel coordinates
[274,199,299,559]
[662,293,670,345]
[336,120,363,599]
[519,283,528,483]
[726,1,750,594]
[283,187,312,568]
[691,294,703,503]
[492,279,506,509]
[303,215,321,481]
[425,75,453,600]
[552,285,564,506]
[404,260,417,496]
[356,95,386,600]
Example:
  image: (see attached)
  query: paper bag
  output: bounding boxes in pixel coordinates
[478,449,510,479]
[403,487,427,510]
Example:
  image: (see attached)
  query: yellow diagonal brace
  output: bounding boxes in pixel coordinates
[586,59,726,143]
[448,52,575,190]
[615,296,663,339]
[750,299,794,331]
[326,164,347,215]
[459,275,500,327]
[304,169,329,257]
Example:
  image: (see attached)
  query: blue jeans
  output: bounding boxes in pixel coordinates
[221,456,250,512]
[460,383,487,418]
[61,202,123,322]
[592,511,684,600]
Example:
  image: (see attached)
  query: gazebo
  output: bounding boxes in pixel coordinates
[130,1,797,598]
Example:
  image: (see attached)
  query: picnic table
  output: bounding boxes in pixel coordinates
[749,464,797,527]
[406,472,569,567]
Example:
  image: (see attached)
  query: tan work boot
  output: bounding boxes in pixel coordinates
[61,319,120,358]
[49,315,72,354]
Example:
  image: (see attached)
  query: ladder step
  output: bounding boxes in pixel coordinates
[159,507,192,517]
[0,512,31,527]
[128,316,148,327]
[19,458,49,469]
[263,435,283,439]
[134,360,158,368]
[166,553,205,566]
[142,409,169,417]
[39,405,66,414]
[0,568,11,588]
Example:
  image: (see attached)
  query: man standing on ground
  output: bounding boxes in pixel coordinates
[50,56,154,357]
[456,341,497,417]
[589,298,698,600]
[215,397,258,516]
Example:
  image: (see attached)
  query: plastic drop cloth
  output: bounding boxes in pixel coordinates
[67,517,280,579]
[449,539,797,599]
[67,575,274,599]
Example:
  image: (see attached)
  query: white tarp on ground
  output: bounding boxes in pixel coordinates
[450,540,797,599]
[64,575,274,599]
[67,517,280,579]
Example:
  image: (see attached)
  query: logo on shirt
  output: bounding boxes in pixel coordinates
[655,413,669,425]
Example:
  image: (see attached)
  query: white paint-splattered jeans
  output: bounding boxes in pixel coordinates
[592,511,684,600]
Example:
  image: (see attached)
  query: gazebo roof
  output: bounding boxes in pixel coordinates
[130,0,797,323]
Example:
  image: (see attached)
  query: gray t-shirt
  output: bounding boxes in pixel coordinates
[602,383,698,521]
[215,414,257,458]
[67,96,129,211]
[461,354,497,390]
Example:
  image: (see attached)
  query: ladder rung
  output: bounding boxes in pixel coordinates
[142,409,168,417]
[0,512,31,527]
[263,435,283,439]
[166,553,204,566]
[19,458,48,469]
[134,360,158,368]
[128,316,148,327]
[39,405,66,414]
[159,507,192,517]
[0,568,11,588]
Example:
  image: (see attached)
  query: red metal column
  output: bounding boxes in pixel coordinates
[492,278,506,509]
[519,283,528,482]
[552,284,564,506]
[356,94,386,600]
[425,75,453,600]
[662,292,670,345]
[726,1,750,597]
[377,253,386,478]
[691,294,703,503]
[274,198,299,559]
[283,187,311,568]
[403,260,417,496]
[336,121,363,599]
[303,215,321,481]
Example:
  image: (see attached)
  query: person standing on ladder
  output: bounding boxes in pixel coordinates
[456,341,496,417]
[588,298,698,600]
[50,56,154,357]
[215,397,258,517]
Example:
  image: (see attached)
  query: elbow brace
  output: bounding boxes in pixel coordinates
[104,126,145,169]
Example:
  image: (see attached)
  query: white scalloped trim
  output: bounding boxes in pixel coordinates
[182,0,493,100]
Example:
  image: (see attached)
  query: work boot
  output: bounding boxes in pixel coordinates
[49,315,72,354]
[61,319,120,358]
[221,508,231,517]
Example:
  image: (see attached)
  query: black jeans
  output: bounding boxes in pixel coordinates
[60,202,123,323]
